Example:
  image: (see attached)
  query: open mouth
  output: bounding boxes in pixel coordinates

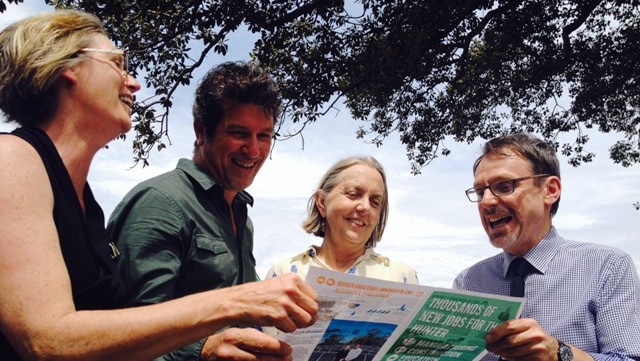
[488,215,512,229]
[119,96,132,107]
[347,218,365,227]
[233,159,258,170]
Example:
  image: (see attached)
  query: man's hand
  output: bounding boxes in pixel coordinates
[485,318,558,361]
[200,327,292,361]
[485,318,595,361]
[226,273,318,333]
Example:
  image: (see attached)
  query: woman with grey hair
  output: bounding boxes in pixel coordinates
[267,155,418,284]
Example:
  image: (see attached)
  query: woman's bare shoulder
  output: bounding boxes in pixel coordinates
[0,132,53,213]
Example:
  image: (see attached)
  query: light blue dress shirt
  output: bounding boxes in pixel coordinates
[453,227,640,361]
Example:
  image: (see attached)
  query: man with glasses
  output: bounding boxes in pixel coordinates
[453,133,640,361]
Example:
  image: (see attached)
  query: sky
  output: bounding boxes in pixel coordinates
[1,2,639,287]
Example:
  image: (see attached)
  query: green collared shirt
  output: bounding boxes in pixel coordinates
[108,158,257,360]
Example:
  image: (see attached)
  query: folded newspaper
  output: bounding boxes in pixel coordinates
[278,266,525,361]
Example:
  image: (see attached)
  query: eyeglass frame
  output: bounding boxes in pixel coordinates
[77,48,129,78]
[465,174,550,202]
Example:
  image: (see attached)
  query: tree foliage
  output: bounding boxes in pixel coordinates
[2,0,638,172]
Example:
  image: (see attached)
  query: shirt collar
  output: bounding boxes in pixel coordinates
[502,226,562,277]
[303,245,388,264]
[176,158,254,206]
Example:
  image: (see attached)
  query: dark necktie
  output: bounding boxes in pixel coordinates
[507,257,531,297]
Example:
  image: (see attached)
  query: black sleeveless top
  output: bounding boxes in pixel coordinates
[0,127,126,360]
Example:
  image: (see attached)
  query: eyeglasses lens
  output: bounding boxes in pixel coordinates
[491,181,514,196]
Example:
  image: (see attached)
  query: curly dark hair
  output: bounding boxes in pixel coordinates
[192,61,282,139]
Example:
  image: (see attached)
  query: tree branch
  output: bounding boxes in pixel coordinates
[561,0,602,58]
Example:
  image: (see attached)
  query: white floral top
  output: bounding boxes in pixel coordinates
[265,245,419,284]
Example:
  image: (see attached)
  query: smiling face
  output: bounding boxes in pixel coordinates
[316,164,385,249]
[193,103,274,203]
[473,149,560,255]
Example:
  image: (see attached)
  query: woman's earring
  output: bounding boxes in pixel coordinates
[320,218,326,233]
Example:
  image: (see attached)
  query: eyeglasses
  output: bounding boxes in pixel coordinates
[78,48,128,78]
[465,174,550,202]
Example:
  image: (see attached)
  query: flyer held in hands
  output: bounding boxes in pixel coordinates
[279,267,525,361]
